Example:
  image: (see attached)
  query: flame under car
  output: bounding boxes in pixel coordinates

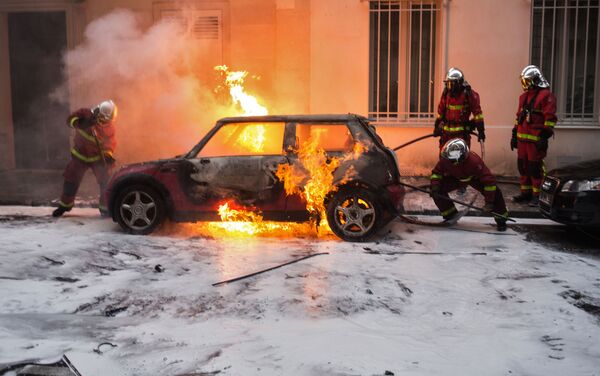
[105,114,405,242]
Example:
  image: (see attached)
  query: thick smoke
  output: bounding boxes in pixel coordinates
[53,9,238,163]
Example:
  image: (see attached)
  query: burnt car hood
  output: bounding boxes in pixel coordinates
[548,159,600,180]
[111,157,183,179]
[121,157,182,169]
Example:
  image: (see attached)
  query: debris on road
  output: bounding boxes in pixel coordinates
[212,252,329,286]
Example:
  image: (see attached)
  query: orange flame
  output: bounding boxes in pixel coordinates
[190,201,320,239]
[215,65,268,116]
[276,137,339,220]
[192,66,365,239]
[215,65,267,152]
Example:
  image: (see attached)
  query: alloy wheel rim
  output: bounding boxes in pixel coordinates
[334,195,376,237]
[120,190,157,230]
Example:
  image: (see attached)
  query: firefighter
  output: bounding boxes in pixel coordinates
[434,67,485,148]
[511,65,557,206]
[430,138,508,231]
[52,100,117,217]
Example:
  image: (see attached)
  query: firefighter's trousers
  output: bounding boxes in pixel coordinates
[433,178,508,223]
[58,157,113,212]
[517,141,546,197]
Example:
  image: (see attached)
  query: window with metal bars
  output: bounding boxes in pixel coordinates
[531,0,599,126]
[368,0,439,124]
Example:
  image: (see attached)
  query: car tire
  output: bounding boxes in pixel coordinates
[326,187,385,242]
[114,185,165,235]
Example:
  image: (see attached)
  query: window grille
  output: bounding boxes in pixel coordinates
[531,0,599,126]
[368,0,440,124]
[159,10,222,41]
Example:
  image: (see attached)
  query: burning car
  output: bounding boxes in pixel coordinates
[105,114,405,241]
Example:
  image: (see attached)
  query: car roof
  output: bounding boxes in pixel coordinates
[217,114,369,124]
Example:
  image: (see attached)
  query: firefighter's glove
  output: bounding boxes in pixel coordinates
[476,122,485,142]
[433,118,443,137]
[429,184,440,198]
[510,128,518,151]
[477,129,486,142]
[535,137,548,152]
[482,203,494,212]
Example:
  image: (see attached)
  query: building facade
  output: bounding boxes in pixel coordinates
[0,0,598,174]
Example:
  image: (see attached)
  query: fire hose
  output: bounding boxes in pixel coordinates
[396,180,516,222]
[392,131,483,154]
[392,134,436,151]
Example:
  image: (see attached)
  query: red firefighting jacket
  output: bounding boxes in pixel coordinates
[67,108,116,163]
[430,151,498,203]
[436,87,484,135]
[514,88,557,143]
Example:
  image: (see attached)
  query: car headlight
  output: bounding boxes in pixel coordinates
[561,178,600,192]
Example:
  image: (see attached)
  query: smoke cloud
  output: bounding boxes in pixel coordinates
[53,9,242,163]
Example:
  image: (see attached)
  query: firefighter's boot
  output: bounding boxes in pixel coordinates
[528,196,540,207]
[52,206,71,218]
[512,192,532,203]
[495,218,507,232]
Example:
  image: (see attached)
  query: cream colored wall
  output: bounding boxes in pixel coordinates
[309,0,370,114]
[447,0,531,175]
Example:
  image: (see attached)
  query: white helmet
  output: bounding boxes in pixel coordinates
[441,138,469,163]
[93,100,117,123]
[520,65,550,91]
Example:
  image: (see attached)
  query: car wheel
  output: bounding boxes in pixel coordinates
[326,187,384,242]
[115,185,165,235]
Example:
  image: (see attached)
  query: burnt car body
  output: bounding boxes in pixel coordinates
[539,159,600,227]
[105,114,405,241]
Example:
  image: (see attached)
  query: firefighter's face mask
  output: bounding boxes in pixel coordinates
[521,77,532,91]
[445,80,461,95]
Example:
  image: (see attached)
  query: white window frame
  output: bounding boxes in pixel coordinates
[368,0,442,126]
[530,0,600,127]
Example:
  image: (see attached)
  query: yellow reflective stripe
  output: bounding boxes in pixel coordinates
[443,125,465,132]
[484,185,497,191]
[532,186,541,193]
[71,148,101,163]
[77,129,97,143]
[58,200,74,208]
[447,104,464,110]
[473,114,484,121]
[544,120,556,127]
[520,184,533,190]
[459,176,473,182]
[69,117,78,128]
[431,173,442,180]
[517,132,540,141]
[441,207,457,217]
[494,210,509,219]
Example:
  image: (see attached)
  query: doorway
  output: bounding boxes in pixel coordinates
[8,11,70,169]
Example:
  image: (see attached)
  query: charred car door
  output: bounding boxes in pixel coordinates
[182,121,290,219]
